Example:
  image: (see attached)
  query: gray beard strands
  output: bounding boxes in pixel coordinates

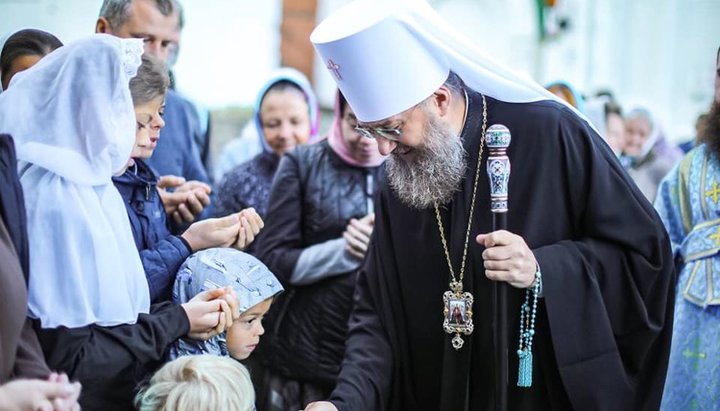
[386,112,467,209]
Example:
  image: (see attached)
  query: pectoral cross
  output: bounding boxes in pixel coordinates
[326,59,342,81]
[705,180,720,204]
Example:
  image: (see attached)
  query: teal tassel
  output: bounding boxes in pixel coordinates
[517,350,533,387]
[516,268,541,389]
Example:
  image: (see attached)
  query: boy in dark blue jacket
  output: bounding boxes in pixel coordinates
[113,55,263,302]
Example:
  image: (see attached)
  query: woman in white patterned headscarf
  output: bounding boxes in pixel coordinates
[0,34,239,411]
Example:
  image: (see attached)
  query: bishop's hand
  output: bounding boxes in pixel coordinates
[476,230,537,289]
[303,401,338,411]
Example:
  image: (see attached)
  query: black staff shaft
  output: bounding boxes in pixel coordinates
[486,123,511,411]
[493,212,508,411]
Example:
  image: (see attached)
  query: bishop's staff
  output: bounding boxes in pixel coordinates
[486,124,511,411]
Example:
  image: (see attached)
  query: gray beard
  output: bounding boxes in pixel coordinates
[385,112,467,209]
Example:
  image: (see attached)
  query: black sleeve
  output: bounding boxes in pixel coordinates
[531,109,675,410]
[255,154,304,283]
[329,242,393,411]
[36,303,190,411]
[41,302,190,369]
[90,302,191,364]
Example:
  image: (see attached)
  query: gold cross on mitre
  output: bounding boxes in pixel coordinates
[705,180,720,204]
[709,226,720,246]
[326,59,342,81]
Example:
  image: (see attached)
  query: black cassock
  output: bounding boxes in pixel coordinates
[329,91,675,411]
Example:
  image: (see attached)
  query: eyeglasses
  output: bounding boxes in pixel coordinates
[354,124,403,142]
[353,104,423,142]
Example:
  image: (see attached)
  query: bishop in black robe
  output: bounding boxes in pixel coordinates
[327,91,675,411]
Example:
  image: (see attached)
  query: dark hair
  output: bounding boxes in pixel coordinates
[99,0,183,31]
[594,88,616,103]
[129,54,169,105]
[338,91,348,115]
[266,79,304,96]
[262,80,307,107]
[1,29,62,87]
[605,100,622,119]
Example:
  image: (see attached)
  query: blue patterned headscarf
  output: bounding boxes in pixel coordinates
[168,248,283,359]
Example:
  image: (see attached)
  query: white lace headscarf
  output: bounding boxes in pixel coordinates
[0,34,151,328]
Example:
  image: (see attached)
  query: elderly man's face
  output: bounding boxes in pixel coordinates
[377,101,467,209]
[100,0,180,64]
[357,104,430,157]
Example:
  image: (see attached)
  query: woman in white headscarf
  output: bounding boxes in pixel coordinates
[624,107,684,202]
[0,34,238,411]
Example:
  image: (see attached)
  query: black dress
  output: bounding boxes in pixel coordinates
[328,92,675,411]
[254,140,383,410]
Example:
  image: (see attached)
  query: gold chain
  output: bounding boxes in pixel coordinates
[434,92,487,287]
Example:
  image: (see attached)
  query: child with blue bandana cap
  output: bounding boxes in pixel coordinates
[169,248,283,361]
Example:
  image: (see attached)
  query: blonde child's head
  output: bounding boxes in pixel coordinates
[136,354,255,411]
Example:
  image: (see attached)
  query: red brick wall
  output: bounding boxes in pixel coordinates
[281,0,318,83]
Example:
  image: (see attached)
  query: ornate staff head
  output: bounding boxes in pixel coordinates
[485,124,512,213]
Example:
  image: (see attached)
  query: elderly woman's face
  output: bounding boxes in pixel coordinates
[605,112,625,155]
[624,116,651,157]
[340,103,379,163]
[260,88,311,156]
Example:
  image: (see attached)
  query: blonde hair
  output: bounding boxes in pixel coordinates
[135,355,255,411]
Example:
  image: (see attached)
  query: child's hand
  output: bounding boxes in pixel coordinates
[182,287,234,340]
[234,208,264,250]
[220,287,241,322]
[181,214,241,252]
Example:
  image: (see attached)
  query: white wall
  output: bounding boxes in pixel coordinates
[2,0,719,141]
[314,0,720,141]
[0,0,282,108]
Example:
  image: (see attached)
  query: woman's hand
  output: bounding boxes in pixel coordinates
[157,175,212,224]
[343,213,375,259]
[234,208,264,250]
[0,374,81,411]
[181,287,238,340]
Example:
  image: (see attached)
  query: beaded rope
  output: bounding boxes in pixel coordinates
[517,266,542,387]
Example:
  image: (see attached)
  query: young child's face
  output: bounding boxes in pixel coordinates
[130,95,165,164]
[226,298,272,360]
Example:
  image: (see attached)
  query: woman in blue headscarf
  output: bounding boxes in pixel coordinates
[545,80,585,113]
[213,68,320,253]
